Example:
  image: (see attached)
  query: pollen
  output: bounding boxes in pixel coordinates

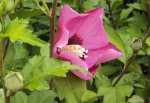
[59,45,88,58]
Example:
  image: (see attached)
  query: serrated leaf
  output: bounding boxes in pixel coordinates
[22,56,90,90]
[82,90,98,102]
[25,79,49,91]
[10,91,28,103]
[120,8,133,20]
[103,85,133,103]
[0,18,47,46]
[113,72,140,86]
[128,95,144,103]
[28,90,57,103]
[105,25,126,52]
[53,73,86,103]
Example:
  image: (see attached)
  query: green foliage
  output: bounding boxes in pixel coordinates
[0,18,48,46]
[102,85,133,103]
[82,90,98,102]
[53,73,87,103]
[10,90,57,103]
[0,0,149,103]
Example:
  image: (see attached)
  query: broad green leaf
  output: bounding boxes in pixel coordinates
[103,85,133,103]
[105,25,126,52]
[127,95,144,103]
[54,73,86,103]
[22,56,90,90]
[113,72,140,86]
[98,65,120,76]
[82,90,98,102]
[129,12,148,31]
[128,3,147,12]
[0,18,47,46]
[120,8,133,20]
[10,91,28,103]
[25,79,49,91]
[28,90,57,103]
[95,67,111,88]
[10,9,43,19]
[128,62,142,74]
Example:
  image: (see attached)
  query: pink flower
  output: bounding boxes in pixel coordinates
[53,5,122,80]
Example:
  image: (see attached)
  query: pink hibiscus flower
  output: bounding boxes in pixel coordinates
[53,5,122,80]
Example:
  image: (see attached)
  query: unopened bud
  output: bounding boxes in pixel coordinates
[4,71,23,92]
[131,39,142,51]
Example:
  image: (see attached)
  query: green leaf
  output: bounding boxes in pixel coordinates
[54,73,86,103]
[120,8,133,20]
[10,91,28,103]
[127,95,144,103]
[99,65,120,76]
[128,62,142,74]
[25,79,49,91]
[28,90,57,103]
[82,90,98,102]
[103,85,133,103]
[128,3,147,12]
[113,72,140,86]
[10,9,43,19]
[22,56,90,90]
[0,18,47,46]
[105,25,126,52]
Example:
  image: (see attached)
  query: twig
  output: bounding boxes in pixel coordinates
[106,0,116,30]
[41,0,50,15]
[33,0,48,15]
[112,27,150,86]
[0,39,3,77]
[3,38,10,59]
[50,0,58,57]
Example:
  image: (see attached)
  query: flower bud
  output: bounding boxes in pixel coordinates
[4,71,23,92]
[131,39,142,51]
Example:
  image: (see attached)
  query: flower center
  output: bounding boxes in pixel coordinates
[58,45,88,58]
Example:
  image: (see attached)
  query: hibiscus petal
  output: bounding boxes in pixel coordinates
[58,51,92,80]
[97,43,123,63]
[53,26,69,57]
[66,15,89,38]
[84,49,101,68]
[59,5,80,25]
[77,8,109,49]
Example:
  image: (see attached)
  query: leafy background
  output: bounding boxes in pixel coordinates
[0,0,150,103]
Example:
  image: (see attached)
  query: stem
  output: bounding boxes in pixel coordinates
[41,0,50,15]
[34,0,48,15]
[0,39,3,78]
[112,27,150,86]
[0,16,10,103]
[106,0,116,30]
[50,0,58,57]
[3,38,10,59]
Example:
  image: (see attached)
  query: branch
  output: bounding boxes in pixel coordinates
[50,0,58,57]
[112,27,150,86]
[33,0,48,15]
[3,38,10,59]
[106,0,116,30]
[41,0,50,15]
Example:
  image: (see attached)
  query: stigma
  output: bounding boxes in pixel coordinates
[58,45,88,58]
